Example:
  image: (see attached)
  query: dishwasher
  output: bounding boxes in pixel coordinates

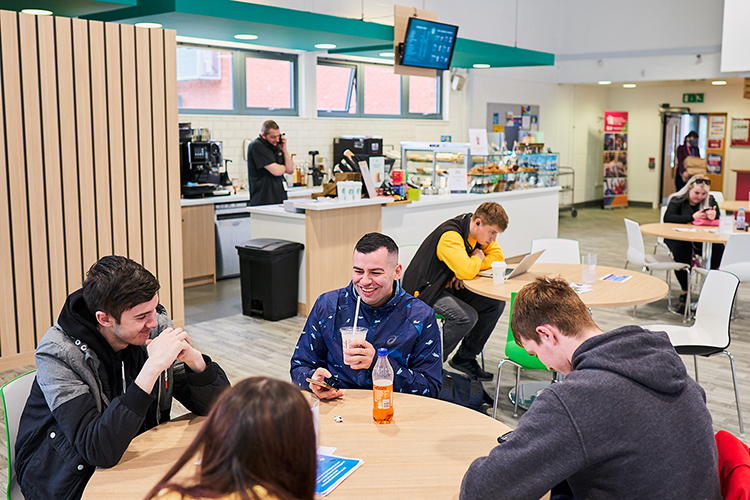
[215,201,251,279]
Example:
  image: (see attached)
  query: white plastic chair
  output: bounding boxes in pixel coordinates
[710,191,727,217]
[1,371,36,500]
[530,238,580,264]
[399,244,420,270]
[693,233,750,317]
[653,205,671,255]
[641,270,742,435]
[624,218,691,320]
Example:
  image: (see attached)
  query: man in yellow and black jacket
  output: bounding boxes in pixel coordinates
[402,202,507,381]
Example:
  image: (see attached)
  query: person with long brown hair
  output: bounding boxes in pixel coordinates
[146,377,317,500]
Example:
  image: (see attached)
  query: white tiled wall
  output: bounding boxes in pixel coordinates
[179,114,451,187]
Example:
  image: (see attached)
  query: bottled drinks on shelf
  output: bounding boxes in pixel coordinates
[372,348,394,425]
[737,207,746,231]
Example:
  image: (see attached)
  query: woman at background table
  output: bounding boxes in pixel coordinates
[664,174,723,313]
[145,377,317,500]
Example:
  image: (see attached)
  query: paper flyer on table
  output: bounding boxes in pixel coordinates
[600,273,632,283]
[316,454,364,496]
[569,282,593,294]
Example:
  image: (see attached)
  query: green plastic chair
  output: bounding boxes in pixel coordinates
[492,293,552,419]
[1,370,36,500]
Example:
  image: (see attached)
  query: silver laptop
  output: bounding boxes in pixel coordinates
[504,249,545,279]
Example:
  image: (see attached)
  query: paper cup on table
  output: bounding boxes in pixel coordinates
[719,215,734,234]
[341,326,368,365]
[491,261,507,284]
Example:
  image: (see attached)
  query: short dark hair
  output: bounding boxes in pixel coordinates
[472,202,509,231]
[82,255,160,322]
[686,131,699,139]
[261,120,279,135]
[511,277,597,346]
[355,232,398,258]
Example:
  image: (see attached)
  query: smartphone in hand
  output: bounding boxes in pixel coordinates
[306,377,335,391]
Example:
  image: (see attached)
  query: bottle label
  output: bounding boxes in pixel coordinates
[373,382,392,409]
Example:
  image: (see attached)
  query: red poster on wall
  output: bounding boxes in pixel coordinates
[603,111,628,208]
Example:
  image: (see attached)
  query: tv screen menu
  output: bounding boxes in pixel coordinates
[401,18,458,70]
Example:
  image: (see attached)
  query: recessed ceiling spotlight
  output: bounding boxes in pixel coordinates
[134,22,163,29]
[234,34,259,40]
[314,43,337,49]
[379,52,395,58]
[21,9,53,15]
[712,80,727,86]
[473,63,491,69]
[598,80,612,85]
[623,83,637,88]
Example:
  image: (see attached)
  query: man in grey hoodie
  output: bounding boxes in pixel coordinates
[460,277,720,500]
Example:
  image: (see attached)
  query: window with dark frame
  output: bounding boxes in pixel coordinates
[317,59,442,119]
[176,44,298,116]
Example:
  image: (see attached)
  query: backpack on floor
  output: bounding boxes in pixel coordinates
[438,370,492,412]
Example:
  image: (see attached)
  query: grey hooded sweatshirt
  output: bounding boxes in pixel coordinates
[461,326,721,500]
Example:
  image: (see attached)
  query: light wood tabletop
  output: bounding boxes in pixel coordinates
[719,200,748,213]
[83,390,520,500]
[464,263,668,308]
[639,222,739,244]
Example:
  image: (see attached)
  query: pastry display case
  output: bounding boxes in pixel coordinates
[468,152,559,194]
[400,142,471,194]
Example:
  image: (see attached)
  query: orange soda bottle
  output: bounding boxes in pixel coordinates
[373,348,394,424]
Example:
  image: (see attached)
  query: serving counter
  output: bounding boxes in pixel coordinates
[247,187,560,314]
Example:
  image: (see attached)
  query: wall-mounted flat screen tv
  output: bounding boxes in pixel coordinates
[400,17,458,71]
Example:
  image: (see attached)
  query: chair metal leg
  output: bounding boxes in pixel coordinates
[632,304,637,319]
[693,355,699,384]
[683,268,691,323]
[493,359,520,419]
[722,351,744,436]
[513,365,522,418]
[481,349,485,370]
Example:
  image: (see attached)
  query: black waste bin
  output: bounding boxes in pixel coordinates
[236,238,304,321]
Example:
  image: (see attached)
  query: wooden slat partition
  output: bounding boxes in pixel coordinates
[0,10,183,370]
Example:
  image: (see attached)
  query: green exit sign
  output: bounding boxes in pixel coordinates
[683,93,704,103]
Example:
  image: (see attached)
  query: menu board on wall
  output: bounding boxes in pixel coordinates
[731,118,750,147]
[603,111,629,208]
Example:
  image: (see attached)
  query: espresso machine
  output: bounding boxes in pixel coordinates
[179,124,222,197]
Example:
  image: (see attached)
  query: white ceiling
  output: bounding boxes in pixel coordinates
[232,0,732,83]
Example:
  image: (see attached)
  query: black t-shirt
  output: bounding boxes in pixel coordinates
[247,135,287,206]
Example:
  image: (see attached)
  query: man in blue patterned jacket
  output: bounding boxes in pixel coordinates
[290,233,442,398]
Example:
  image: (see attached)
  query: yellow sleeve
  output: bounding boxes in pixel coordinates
[478,241,505,271]
[436,231,483,280]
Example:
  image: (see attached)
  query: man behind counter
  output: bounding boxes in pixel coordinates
[247,119,293,206]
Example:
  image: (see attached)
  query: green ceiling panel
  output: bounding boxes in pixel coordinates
[0,0,135,18]
[5,0,554,69]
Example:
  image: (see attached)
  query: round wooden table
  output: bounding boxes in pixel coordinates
[719,200,748,213]
[82,390,517,500]
[640,222,741,264]
[464,263,668,308]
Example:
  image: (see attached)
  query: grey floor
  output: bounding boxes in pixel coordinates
[2,205,749,495]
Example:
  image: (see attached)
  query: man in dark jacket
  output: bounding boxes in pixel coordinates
[460,277,721,500]
[15,256,230,500]
[247,119,293,205]
[291,233,442,399]
[402,202,507,381]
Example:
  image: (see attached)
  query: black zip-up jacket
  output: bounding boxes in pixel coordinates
[15,290,230,500]
[402,213,476,306]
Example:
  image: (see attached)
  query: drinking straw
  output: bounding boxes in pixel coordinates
[353,294,361,331]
